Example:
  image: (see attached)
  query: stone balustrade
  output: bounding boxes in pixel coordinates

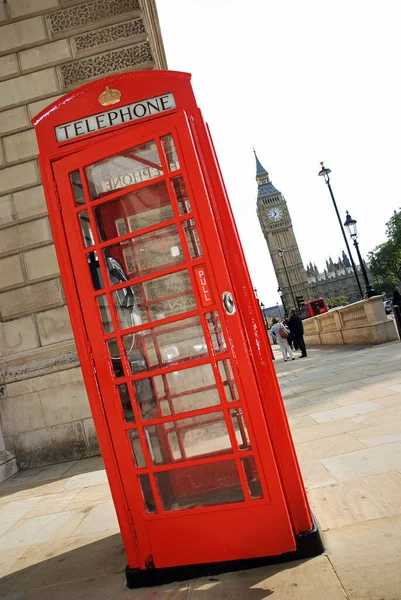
[303,295,398,345]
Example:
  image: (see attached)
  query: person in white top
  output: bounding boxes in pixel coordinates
[270,318,294,362]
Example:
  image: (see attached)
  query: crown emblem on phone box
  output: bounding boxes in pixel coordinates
[98,86,121,106]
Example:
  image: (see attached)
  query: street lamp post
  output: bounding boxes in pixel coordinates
[318,162,364,299]
[343,211,378,298]
[254,288,269,328]
[278,248,297,312]
[260,302,269,328]
[277,286,286,318]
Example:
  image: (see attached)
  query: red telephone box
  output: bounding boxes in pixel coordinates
[32,71,322,587]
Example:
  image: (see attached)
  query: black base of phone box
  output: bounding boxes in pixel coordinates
[125,521,324,589]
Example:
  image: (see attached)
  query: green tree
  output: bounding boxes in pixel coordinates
[368,210,401,296]
[326,295,349,307]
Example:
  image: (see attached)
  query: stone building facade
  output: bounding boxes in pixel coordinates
[255,153,310,312]
[0,0,167,480]
[307,254,369,305]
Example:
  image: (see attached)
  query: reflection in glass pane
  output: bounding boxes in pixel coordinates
[230,408,250,450]
[115,218,128,236]
[113,270,197,327]
[172,176,191,215]
[128,429,146,468]
[132,377,157,420]
[183,219,203,258]
[78,210,94,248]
[206,312,226,353]
[241,456,263,499]
[123,316,208,373]
[133,362,220,420]
[145,411,232,465]
[138,474,157,513]
[70,170,85,205]
[143,425,164,464]
[125,341,151,377]
[86,140,163,199]
[167,431,181,460]
[94,181,174,242]
[96,295,113,333]
[122,245,135,274]
[218,360,239,402]
[117,384,135,422]
[155,460,244,511]
[161,134,180,171]
[103,225,184,281]
[106,339,124,378]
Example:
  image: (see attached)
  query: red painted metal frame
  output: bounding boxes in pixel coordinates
[32,71,313,571]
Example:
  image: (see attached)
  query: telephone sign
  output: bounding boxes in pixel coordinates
[55,92,176,141]
[32,71,322,588]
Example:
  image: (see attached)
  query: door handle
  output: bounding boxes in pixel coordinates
[222,291,236,315]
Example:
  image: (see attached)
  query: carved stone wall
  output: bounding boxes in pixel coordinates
[60,41,153,87]
[0,0,167,478]
[46,0,140,38]
[303,296,398,346]
[72,18,146,56]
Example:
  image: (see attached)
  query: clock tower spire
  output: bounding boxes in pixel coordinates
[255,152,310,312]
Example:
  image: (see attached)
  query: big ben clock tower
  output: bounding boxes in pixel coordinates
[255,152,310,311]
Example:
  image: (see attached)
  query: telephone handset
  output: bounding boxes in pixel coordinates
[88,252,140,325]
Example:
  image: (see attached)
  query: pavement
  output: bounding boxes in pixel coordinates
[0,341,401,599]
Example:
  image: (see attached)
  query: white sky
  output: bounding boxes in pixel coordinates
[156,0,401,306]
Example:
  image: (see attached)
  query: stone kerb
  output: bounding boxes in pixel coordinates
[303,296,398,346]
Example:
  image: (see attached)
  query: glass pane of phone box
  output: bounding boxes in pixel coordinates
[103,225,184,280]
[93,181,174,243]
[155,461,245,511]
[86,140,163,200]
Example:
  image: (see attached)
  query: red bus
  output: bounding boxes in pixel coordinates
[300,298,328,319]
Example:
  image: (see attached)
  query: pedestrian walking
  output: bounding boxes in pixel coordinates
[283,318,295,349]
[288,309,307,358]
[270,318,294,362]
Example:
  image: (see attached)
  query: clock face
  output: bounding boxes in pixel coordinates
[267,206,283,222]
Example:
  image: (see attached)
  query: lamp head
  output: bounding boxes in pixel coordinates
[344,211,358,239]
[318,161,331,183]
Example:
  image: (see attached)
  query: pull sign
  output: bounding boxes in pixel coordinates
[194,266,214,307]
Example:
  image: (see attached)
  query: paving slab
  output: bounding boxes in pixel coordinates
[321,442,401,481]
[324,515,401,600]
[295,433,366,462]
[299,459,337,490]
[310,401,384,423]
[291,417,364,445]
[350,419,401,446]
[307,471,401,530]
